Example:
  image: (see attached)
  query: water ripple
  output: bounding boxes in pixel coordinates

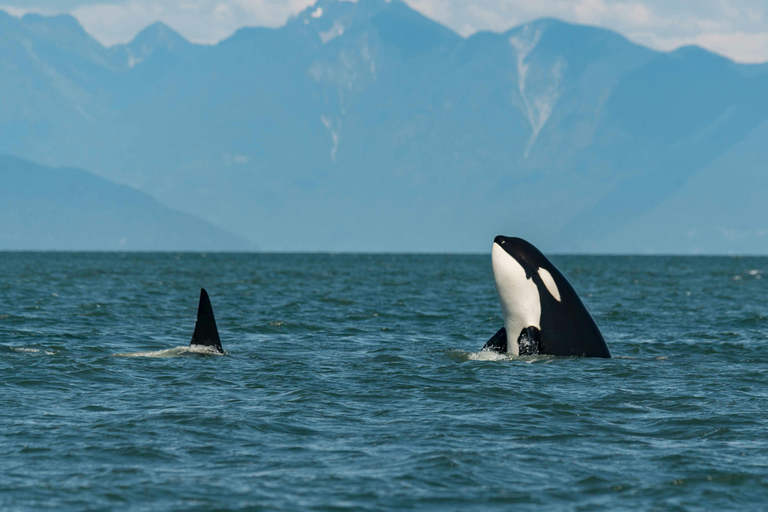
[2,253,768,509]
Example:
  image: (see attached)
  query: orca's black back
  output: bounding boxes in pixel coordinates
[535,264,610,358]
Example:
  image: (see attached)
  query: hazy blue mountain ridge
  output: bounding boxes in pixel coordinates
[564,46,768,248]
[0,11,194,162]
[1,0,766,252]
[0,156,248,250]
[595,117,768,253]
[0,11,107,162]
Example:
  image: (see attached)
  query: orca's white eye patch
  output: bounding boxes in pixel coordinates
[538,267,561,302]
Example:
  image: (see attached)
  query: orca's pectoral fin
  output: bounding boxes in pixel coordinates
[190,288,223,353]
[517,326,541,356]
[482,327,507,353]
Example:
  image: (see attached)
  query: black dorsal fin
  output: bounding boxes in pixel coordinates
[190,288,223,353]
[482,327,508,353]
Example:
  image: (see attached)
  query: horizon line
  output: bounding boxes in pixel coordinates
[0,250,764,258]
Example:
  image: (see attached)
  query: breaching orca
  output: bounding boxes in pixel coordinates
[482,236,611,358]
[190,288,224,353]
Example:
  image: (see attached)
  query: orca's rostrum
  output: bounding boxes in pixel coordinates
[190,288,224,353]
[482,236,611,358]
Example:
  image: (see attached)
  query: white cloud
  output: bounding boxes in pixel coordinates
[695,30,768,62]
[70,0,315,45]
[632,29,768,63]
[1,0,766,62]
[403,0,768,63]
[71,2,164,44]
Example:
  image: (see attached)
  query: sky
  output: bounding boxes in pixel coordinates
[1,0,767,63]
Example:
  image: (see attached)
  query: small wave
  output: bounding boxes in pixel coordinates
[113,345,225,358]
[4,346,59,356]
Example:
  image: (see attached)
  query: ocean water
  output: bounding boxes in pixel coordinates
[2,252,768,510]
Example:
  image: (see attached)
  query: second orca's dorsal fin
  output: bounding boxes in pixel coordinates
[190,288,223,353]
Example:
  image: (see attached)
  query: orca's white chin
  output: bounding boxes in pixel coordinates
[491,242,541,356]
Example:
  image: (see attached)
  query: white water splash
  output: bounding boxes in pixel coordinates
[113,345,225,358]
[9,347,57,355]
[463,350,554,363]
[468,350,510,362]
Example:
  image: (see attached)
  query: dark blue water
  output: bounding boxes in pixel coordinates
[2,253,768,510]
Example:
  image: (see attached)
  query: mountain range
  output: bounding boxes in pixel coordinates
[1,0,767,253]
[0,156,248,251]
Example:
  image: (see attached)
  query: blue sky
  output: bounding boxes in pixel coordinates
[2,0,767,63]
